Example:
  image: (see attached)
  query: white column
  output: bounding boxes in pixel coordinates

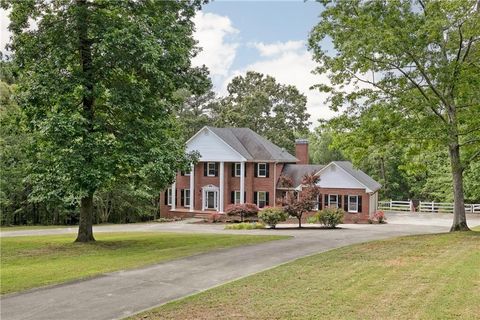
[240,161,245,203]
[171,179,176,211]
[189,164,195,212]
[219,162,224,213]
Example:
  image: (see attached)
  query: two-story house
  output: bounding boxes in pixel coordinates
[160,126,381,223]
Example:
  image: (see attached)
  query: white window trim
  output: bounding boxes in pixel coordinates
[167,188,172,206]
[234,190,241,204]
[257,191,267,208]
[314,195,320,211]
[207,162,216,177]
[184,189,191,208]
[257,163,267,177]
[184,170,190,176]
[328,194,338,208]
[348,195,358,213]
[234,163,241,177]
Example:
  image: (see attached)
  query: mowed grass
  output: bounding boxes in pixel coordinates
[0,232,288,294]
[133,229,480,320]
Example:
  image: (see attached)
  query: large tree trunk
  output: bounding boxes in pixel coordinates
[448,143,470,231]
[76,194,95,242]
[75,0,97,241]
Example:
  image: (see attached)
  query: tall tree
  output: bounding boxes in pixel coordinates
[309,0,480,231]
[3,0,204,241]
[213,71,311,152]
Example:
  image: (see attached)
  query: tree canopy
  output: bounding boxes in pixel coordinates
[309,0,480,231]
[2,0,206,240]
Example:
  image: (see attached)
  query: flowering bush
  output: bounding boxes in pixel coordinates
[373,210,386,224]
[208,213,223,223]
[225,203,259,222]
[258,207,288,228]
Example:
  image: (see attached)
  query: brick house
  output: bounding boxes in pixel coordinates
[160,126,381,222]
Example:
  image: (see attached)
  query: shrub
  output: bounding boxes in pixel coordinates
[258,207,288,228]
[208,213,223,223]
[224,222,265,230]
[315,207,344,228]
[225,203,259,222]
[373,210,387,224]
[306,216,317,224]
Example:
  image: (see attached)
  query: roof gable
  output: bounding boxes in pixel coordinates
[314,161,381,192]
[186,127,246,162]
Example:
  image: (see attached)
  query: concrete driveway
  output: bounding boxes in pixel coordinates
[1,213,479,320]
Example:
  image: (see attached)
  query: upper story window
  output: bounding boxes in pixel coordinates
[257,163,268,177]
[234,163,241,177]
[207,162,216,176]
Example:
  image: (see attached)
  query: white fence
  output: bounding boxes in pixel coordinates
[378,200,480,214]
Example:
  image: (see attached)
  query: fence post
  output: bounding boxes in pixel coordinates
[431,201,435,213]
[410,200,414,212]
[390,199,392,210]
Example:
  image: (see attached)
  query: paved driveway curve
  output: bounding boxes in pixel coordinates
[1,214,479,320]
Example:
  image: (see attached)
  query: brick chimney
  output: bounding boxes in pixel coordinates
[295,139,309,164]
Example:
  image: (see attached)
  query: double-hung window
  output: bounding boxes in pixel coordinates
[328,194,338,208]
[167,188,172,206]
[257,163,267,177]
[234,163,241,177]
[184,189,191,207]
[257,191,267,208]
[348,195,358,213]
[234,191,241,204]
[207,162,216,176]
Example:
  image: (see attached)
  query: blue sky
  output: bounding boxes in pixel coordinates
[192,0,336,122]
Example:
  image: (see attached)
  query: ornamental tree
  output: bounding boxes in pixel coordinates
[2,0,207,241]
[225,203,259,222]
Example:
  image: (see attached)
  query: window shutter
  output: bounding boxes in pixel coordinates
[231,191,234,204]
[343,195,348,211]
[358,196,363,212]
[215,162,219,176]
[244,192,246,202]
[204,163,207,176]
[231,163,235,177]
[324,194,328,206]
[254,164,258,177]
[266,164,270,178]
[253,192,257,205]
[181,189,185,206]
[245,165,247,177]
[180,171,185,176]
[164,190,168,205]
[266,192,270,206]
[318,193,322,209]
[175,189,179,206]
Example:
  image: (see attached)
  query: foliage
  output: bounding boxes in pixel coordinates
[258,207,288,229]
[225,203,259,222]
[315,208,344,228]
[224,222,265,230]
[212,71,311,152]
[2,0,206,240]
[309,0,480,231]
[282,173,321,228]
[309,125,345,164]
[372,211,386,224]
[208,213,223,223]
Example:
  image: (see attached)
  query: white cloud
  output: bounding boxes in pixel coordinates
[250,40,305,57]
[223,41,338,123]
[192,12,239,78]
[0,8,11,55]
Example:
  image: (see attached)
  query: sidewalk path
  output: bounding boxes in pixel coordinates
[0,222,454,320]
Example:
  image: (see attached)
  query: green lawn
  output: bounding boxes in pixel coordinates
[0,232,288,294]
[0,225,76,231]
[133,229,480,320]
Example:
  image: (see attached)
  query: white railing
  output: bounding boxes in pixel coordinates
[378,200,414,212]
[378,200,480,214]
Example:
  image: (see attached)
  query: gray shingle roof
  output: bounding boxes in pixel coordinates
[279,164,325,187]
[207,127,298,162]
[333,161,382,192]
